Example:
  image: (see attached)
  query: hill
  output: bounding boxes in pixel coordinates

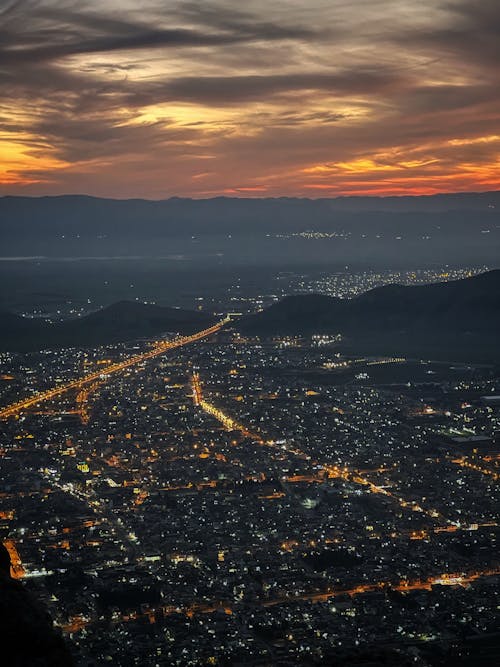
[1,271,499,360]
[0,301,216,352]
[236,271,500,362]
[0,544,74,665]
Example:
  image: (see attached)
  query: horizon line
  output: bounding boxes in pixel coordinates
[2,188,500,203]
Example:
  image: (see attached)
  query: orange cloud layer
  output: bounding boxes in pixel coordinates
[1,1,499,198]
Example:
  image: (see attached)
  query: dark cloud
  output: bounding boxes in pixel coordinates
[396,0,500,71]
[149,69,406,104]
[0,2,324,66]
[0,0,499,197]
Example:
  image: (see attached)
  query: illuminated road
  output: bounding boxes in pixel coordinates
[0,319,229,420]
[192,373,445,521]
[279,521,498,553]
[450,456,499,481]
[75,381,101,424]
[192,372,262,441]
[3,539,25,579]
[263,567,500,607]
[60,566,500,634]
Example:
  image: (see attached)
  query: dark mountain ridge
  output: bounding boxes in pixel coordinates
[1,191,499,241]
[236,270,500,362]
[0,301,215,352]
[1,271,499,360]
[2,192,499,268]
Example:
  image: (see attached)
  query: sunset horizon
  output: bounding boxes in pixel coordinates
[3,187,500,201]
[1,0,499,199]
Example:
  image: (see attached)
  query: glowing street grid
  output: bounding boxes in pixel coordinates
[0,326,498,665]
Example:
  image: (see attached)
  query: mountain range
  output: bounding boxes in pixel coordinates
[1,270,499,361]
[237,270,500,362]
[1,192,499,268]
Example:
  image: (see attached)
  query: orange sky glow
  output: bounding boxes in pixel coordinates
[1,0,499,198]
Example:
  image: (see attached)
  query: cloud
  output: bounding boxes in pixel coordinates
[394,0,500,71]
[149,69,406,105]
[0,0,499,197]
[0,1,324,65]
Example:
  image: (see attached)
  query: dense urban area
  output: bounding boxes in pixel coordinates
[1,267,499,666]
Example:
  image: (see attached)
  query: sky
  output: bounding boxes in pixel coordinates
[1,0,499,198]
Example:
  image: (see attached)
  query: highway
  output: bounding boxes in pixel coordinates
[0,318,229,420]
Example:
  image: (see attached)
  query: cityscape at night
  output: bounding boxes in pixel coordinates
[1,1,499,666]
[1,266,499,665]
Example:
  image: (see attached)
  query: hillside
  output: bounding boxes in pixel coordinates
[0,301,216,352]
[236,270,500,362]
[0,544,74,665]
[1,271,499,360]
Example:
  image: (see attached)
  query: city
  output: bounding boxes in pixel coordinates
[1,275,498,665]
